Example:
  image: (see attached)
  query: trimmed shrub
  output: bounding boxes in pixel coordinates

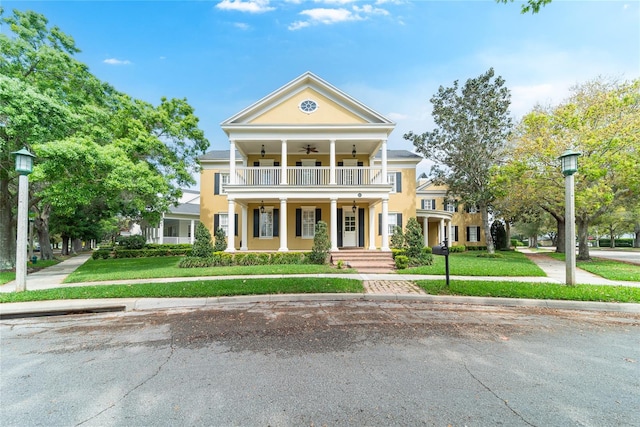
[422,246,432,254]
[309,221,331,265]
[450,245,466,253]
[192,223,214,258]
[178,257,215,268]
[212,251,233,266]
[146,243,192,250]
[213,227,227,252]
[391,248,407,259]
[405,217,425,260]
[510,239,525,247]
[467,245,487,251]
[117,235,146,250]
[112,248,192,258]
[395,255,409,270]
[477,253,504,258]
[390,226,405,250]
[92,249,111,259]
[598,238,633,248]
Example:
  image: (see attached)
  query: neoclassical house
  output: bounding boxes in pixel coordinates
[199,72,485,253]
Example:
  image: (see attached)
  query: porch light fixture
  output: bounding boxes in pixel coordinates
[352,201,357,213]
[260,201,265,214]
[352,145,356,158]
[261,145,265,158]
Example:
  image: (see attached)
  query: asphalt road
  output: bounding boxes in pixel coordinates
[2,301,639,426]
[589,249,640,265]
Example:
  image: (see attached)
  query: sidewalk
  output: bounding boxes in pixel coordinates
[1,251,639,318]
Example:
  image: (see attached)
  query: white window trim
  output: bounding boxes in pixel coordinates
[469,226,479,243]
[301,206,316,239]
[260,207,274,239]
[218,212,229,237]
[219,173,230,195]
[388,213,398,236]
[445,202,455,213]
[387,172,397,193]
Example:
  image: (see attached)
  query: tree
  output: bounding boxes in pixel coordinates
[0,9,208,269]
[498,77,640,260]
[192,222,213,258]
[390,225,405,250]
[496,0,553,14]
[405,68,513,254]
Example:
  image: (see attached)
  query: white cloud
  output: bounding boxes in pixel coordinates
[103,58,131,65]
[288,4,389,30]
[234,22,251,30]
[215,0,275,13]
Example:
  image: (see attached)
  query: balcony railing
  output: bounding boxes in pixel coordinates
[231,166,385,187]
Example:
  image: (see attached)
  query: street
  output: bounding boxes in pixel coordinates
[2,301,639,426]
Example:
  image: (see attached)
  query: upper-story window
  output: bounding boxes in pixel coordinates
[219,173,230,194]
[387,172,396,193]
[299,99,318,114]
[445,202,456,212]
[422,199,435,210]
[467,205,478,214]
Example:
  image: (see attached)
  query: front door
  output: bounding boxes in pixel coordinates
[343,210,357,247]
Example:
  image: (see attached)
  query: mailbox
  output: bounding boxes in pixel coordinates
[432,245,449,256]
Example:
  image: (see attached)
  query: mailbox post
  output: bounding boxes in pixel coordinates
[432,238,450,288]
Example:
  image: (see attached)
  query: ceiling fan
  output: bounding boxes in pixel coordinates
[300,144,318,155]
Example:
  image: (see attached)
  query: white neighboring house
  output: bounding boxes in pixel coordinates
[138,190,201,244]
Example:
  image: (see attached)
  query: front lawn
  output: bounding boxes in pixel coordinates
[65,256,355,283]
[546,253,640,281]
[416,280,640,303]
[0,277,363,303]
[1,259,61,285]
[401,250,545,276]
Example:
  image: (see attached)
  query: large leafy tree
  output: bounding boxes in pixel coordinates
[0,9,208,268]
[405,68,513,254]
[496,0,552,14]
[497,77,639,259]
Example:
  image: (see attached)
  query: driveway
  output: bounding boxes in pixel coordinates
[2,301,638,426]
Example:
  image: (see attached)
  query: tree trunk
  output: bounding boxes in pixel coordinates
[480,203,494,254]
[504,221,512,249]
[528,234,538,248]
[609,225,616,248]
[34,204,55,260]
[0,177,16,270]
[635,222,640,248]
[577,217,591,261]
[61,235,70,256]
[72,238,82,254]
[555,218,566,253]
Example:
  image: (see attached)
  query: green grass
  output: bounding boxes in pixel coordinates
[65,256,355,283]
[0,277,363,303]
[1,259,61,285]
[401,250,545,276]
[416,280,640,303]
[546,253,640,281]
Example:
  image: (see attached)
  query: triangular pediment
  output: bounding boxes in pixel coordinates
[221,72,393,126]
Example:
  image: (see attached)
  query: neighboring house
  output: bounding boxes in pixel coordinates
[140,189,200,244]
[199,72,485,252]
[415,177,486,247]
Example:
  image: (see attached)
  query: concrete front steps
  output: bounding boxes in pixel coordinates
[330,249,396,273]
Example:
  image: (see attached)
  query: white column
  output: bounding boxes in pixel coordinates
[423,216,429,247]
[381,139,388,184]
[281,139,288,185]
[439,219,445,244]
[226,199,235,252]
[368,204,376,250]
[159,215,165,244]
[329,139,336,185]
[229,140,236,184]
[279,198,288,251]
[330,198,338,251]
[381,198,390,251]
[190,220,195,244]
[15,174,29,292]
[448,220,453,246]
[241,205,248,250]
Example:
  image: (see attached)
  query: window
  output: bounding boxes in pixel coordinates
[260,208,273,238]
[387,172,396,193]
[299,99,318,113]
[219,173,229,194]
[302,208,316,239]
[445,202,456,212]
[388,213,398,236]
[217,213,229,236]
[468,226,479,242]
[467,205,478,214]
[422,199,435,210]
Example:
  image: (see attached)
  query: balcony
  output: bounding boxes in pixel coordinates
[232,166,385,187]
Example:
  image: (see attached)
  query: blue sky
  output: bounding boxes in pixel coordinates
[2,1,639,161]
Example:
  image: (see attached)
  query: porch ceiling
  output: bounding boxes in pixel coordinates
[235,138,382,159]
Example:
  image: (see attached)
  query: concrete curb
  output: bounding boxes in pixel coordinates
[2,293,639,319]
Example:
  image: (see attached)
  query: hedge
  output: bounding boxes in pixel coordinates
[112,248,192,258]
[178,251,312,268]
[597,238,634,248]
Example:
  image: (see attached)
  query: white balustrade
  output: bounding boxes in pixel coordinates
[231,166,383,187]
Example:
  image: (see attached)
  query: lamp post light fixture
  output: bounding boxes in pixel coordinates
[559,148,581,286]
[11,147,36,292]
